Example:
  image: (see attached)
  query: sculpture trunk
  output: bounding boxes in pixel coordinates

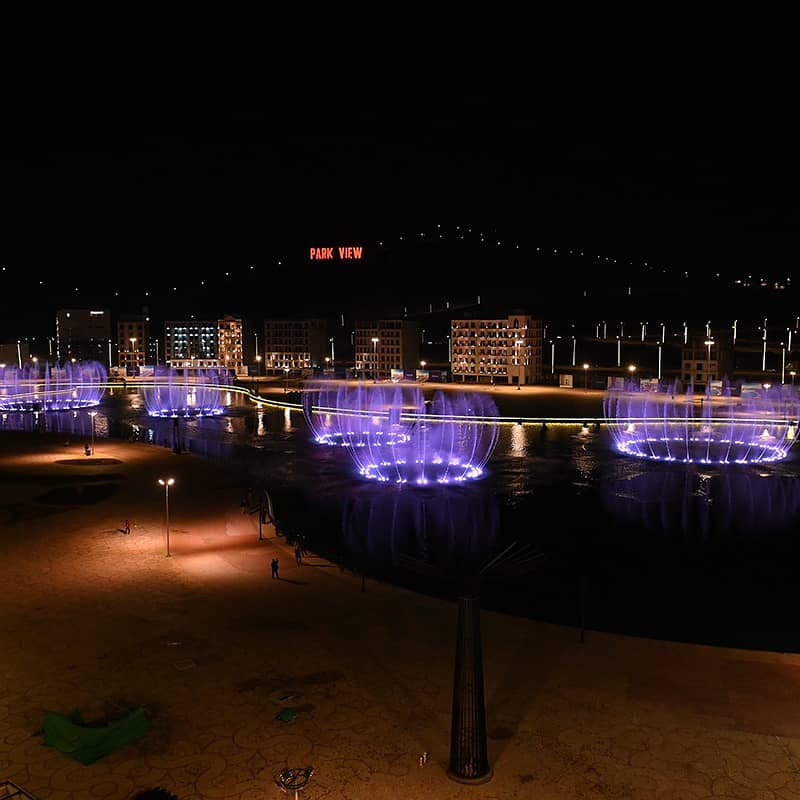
[448,591,492,784]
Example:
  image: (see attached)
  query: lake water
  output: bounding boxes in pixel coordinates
[5,388,800,653]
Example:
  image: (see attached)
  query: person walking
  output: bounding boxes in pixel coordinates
[295,544,302,565]
[271,558,279,579]
[124,518,131,535]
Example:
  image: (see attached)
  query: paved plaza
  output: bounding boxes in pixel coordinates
[3,431,800,799]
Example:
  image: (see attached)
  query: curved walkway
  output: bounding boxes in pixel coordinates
[2,434,800,799]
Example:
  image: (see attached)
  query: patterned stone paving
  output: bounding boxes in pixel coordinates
[2,433,800,799]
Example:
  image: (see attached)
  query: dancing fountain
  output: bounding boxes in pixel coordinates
[140,366,231,417]
[0,361,107,411]
[604,379,800,464]
[302,381,500,483]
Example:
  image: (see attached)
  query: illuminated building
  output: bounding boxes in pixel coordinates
[117,315,149,373]
[681,336,734,390]
[450,313,543,385]
[164,316,244,374]
[55,309,110,362]
[218,316,246,376]
[262,318,327,375]
[353,319,419,380]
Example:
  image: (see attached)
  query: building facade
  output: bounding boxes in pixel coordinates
[353,319,420,380]
[262,319,327,375]
[55,309,111,363]
[164,316,244,374]
[117,316,149,372]
[450,313,544,385]
[218,316,246,376]
[681,335,734,389]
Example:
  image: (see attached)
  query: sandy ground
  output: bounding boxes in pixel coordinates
[3,432,800,799]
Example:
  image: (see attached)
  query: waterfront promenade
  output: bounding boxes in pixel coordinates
[3,430,800,799]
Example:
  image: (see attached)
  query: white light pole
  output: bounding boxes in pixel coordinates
[583,362,589,391]
[657,342,662,381]
[283,366,290,393]
[329,337,335,366]
[791,370,797,386]
[515,339,524,389]
[371,337,379,382]
[158,478,175,557]
[616,336,621,367]
[733,319,738,344]
[571,335,576,367]
[88,411,97,454]
[550,340,555,375]
[782,343,786,384]
[705,338,714,389]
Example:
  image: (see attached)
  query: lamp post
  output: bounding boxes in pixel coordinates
[420,360,426,382]
[325,356,331,373]
[371,337,379,382]
[704,338,714,390]
[791,370,797,386]
[329,336,335,367]
[158,478,175,557]
[283,366,290,394]
[515,339,524,389]
[88,411,97,454]
[583,362,589,391]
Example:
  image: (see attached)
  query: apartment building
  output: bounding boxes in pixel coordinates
[353,319,420,380]
[451,313,543,385]
[55,309,111,362]
[262,318,327,375]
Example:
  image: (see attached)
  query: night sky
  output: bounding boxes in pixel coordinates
[2,71,798,340]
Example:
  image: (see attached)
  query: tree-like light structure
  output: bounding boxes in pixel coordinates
[141,366,230,417]
[604,379,800,464]
[303,381,500,484]
[0,360,107,411]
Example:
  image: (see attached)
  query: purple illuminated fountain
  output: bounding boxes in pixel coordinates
[302,381,500,483]
[0,360,107,411]
[604,379,800,464]
[141,366,231,417]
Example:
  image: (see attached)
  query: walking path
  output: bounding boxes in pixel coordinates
[2,433,800,799]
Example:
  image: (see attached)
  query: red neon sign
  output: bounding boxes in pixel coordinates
[309,246,364,261]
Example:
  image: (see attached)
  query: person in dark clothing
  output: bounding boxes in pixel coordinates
[271,558,279,579]
[124,518,131,535]
[295,545,302,565]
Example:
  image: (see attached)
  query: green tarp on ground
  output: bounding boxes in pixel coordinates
[42,708,148,765]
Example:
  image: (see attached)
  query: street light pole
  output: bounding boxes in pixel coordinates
[515,339,524,389]
[371,337,379,382]
[158,478,175,557]
[284,366,290,394]
[583,363,589,391]
[705,338,714,391]
[88,411,97,454]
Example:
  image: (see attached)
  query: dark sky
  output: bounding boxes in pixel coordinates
[1,67,799,336]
